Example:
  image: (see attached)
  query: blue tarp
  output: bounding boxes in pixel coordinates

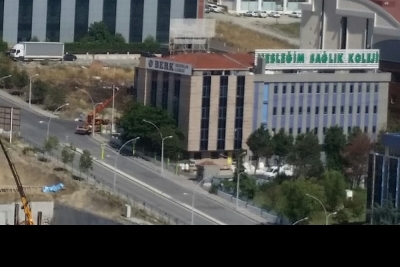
[42,183,65,193]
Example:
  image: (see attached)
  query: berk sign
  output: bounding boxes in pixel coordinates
[146,58,192,75]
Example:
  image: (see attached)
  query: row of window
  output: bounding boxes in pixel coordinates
[272,105,378,115]
[271,125,377,135]
[273,83,379,95]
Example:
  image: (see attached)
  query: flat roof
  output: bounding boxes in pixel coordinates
[164,53,254,70]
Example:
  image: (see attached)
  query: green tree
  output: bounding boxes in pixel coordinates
[11,68,29,89]
[369,199,400,225]
[272,129,293,170]
[322,170,346,211]
[81,21,125,43]
[79,150,93,178]
[0,39,8,53]
[246,126,274,172]
[288,132,323,178]
[142,35,160,51]
[61,144,76,169]
[44,85,67,110]
[119,102,184,158]
[279,178,324,222]
[44,135,59,157]
[324,126,346,171]
[30,36,40,42]
[31,79,51,103]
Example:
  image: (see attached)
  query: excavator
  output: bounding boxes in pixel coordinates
[75,89,122,135]
[0,139,34,225]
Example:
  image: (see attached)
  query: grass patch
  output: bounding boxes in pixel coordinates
[215,21,297,51]
[267,23,300,38]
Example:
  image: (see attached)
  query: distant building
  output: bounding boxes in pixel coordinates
[215,0,310,14]
[0,0,204,45]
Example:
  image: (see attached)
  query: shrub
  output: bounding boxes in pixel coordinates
[64,41,160,54]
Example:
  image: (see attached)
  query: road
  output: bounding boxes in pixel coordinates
[206,12,300,47]
[0,97,259,225]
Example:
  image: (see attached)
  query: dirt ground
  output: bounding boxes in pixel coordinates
[0,139,161,225]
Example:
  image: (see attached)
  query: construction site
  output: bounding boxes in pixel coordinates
[0,137,167,225]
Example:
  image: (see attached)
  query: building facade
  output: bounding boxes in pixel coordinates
[134,53,254,159]
[371,0,400,24]
[215,0,310,13]
[0,0,203,45]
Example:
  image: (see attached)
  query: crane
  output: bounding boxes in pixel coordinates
[0,139,34,225]
[75,89,122,135]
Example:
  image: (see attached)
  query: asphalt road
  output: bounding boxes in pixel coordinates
[0,97,259,225]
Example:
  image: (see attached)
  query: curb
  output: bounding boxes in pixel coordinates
[90,136,264,223]
[0,90,58,118]
[63,143,226,225]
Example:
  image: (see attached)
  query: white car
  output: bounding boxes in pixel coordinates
[257,11,268,18]
[289,11,302,18]
[244,11,258,17]
[269,11,281,18]
[265,165,293,178]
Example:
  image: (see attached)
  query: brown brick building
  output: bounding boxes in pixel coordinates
[134,53,255,160]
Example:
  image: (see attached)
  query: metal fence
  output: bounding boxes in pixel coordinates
[16,136,187,225]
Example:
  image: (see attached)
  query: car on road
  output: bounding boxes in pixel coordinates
[205,7,210,13]
[206,4,223,13]
[289,11,302,18]
[257,10,268,18]
[63,53,77,61]
[269,11,281,18]
[243,11,258,17]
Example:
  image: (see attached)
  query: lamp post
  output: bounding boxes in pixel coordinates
[191,175,212,225]
[39,103,69,139]
[111,85,119,137]
[142,119,172,174]
[77,88,99,137]
[113,137,140,192]
[327,212,337,225]
[29,74,38,108]
[306,193,328,225]
[236,171,245,211]
[0,75,11,89]
[292,217,308,225]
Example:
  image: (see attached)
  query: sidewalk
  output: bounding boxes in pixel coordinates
[0,90,58,118]
[93,134,268,224]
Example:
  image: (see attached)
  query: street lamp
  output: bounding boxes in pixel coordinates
[292,217,309,225]
[306,193,328,225]
[327,212,337,225]
[111,85,119,137]
[0,75,11,89]
[191,175,212,225]
[39,103,69,139]
[236,171,245,211]
[77,88,99,137]
[113,137,140,192]
[142,119,172,174]
[29,74,38,108]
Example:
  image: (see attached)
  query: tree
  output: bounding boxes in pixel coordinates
[272,129,293,170]
[119,102,184,158]
[288,132,323,178]
[30,36,40,42]
[324,126,346,171]
[279,178,325,222]
[368,199,400,225]
[11,68,29,89]
[79,150,93,178]
[246,126,274,172]
[44,85,67,110]
[0,39,8,53]
[61,144,76,169]
[342,131,374,188]
[43,135,59,157]
[31,79,51,103]
[142,35,160,51]
[322,170,346,211]
[81,21,125,43]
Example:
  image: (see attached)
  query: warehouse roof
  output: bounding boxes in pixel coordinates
[165,53,254,70]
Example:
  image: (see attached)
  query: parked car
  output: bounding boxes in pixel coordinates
[205,7,210,13]
[257,10,268,18]
[289,11,302,18]
[63,53,77,61]
[206,4,223,13]
[244,11,258,17]
[269,11,281,18]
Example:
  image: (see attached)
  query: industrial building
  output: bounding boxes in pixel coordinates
[0,0,204,45]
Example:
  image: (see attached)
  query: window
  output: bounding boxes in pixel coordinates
[0,0,4,39]
[184,0,197,18]
[359,83,362,93]
[200,76,211,151]
[340,106,344,114]
[281,107,285,115]
[156,0,171,42]
[342,83,346,93]
[289,128,293,134]
[333,83,337,93]
[375,83,378,93]
[290,107,294,115]
[364,126,368,133]
[273,107,277,115]
[332,106,336,114]
[348,127,351,133]
[372,126,376,133]
[316,84,320,94]
[306,127,310,133]
[282,84,287,94]
[130,0,145,42]
[217,76,229,150]
[150,71,158,106]
[315,106,319,114]
[325,84,329,93]
[340,17,348,49]
[46,0,62,41]
[308,84,312,93]
[103,0,117,34]
[298,128,301,134]
[272,128,276,133]
[307,107,311,114]
[74,0,89,42]
[234,76,245,150]
[18,0,33,42]
[323,127,327,134]
[291,85,295,94]
[173,75,181,125]
[324,106,328,114]
[366,84,370,93]
[300,84,304,93]
[357,106,360,113]
[161,72,169,110]
[365,106,369,114]
[349,106,352,114]
[299,107,302,114]
[274,84,278,94]
[314,128,318,135]
[373,105,377,113]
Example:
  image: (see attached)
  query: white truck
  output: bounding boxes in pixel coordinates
[265,165,293,178]
[9,42,65,61]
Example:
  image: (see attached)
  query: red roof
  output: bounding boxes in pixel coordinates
[165,53,254,70]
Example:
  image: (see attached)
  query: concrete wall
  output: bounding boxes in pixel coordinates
[0,201,54,225]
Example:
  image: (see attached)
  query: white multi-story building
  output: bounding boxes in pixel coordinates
[215,0,311,14]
